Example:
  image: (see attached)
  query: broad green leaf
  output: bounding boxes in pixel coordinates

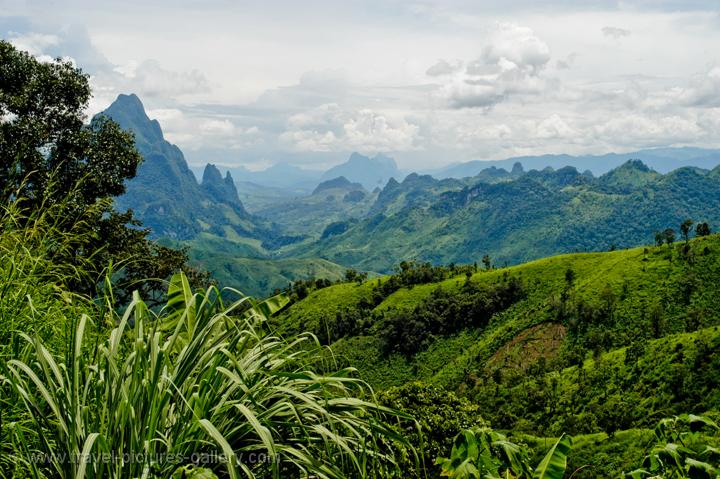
[533,434,572,479]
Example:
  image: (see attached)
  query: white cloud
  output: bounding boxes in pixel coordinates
[593,114,703,144]
[480,22,551,75]
[431,23,552,109]
[281,104,420,152]
[199,119,235,135]
[144,107,260,150]
[674,66,720,108]
[601,26,632,39]
[426,59,462,77]
[7,32,59,55]
[536,114,576,139]
[112,59,209,98]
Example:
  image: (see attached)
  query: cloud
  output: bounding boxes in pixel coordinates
[593,114,704,146]
[556,53,578,70]
[536,114,576,139]
[6,31,59,55]
[145,107,261,150]
[480,22,551,75]
[674,66,720,108]
[280,103,420,152]
[430,22,552,109]
[426,59,461,76]
[601,26,631,39]
[111,59,210,98]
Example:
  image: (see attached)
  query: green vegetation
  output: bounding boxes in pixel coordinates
[278,230,720,476]
[435,428,572,479]
[4,39,720,479]
[0,40,210,303]
[177,233,348,297]
[1,270,411,478]
[291,161,720,273]
[0,45,414,478]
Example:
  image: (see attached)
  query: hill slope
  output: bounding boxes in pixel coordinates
[276,233,720,441]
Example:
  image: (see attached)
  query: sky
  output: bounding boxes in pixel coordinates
[2,0,720,171]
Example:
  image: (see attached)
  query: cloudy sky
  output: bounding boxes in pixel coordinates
[2,0,720,171]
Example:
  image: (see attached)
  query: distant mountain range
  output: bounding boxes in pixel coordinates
[101,93,720,294]
[189,146,720,196]
[426,147,720,179]
[290,160,720,272]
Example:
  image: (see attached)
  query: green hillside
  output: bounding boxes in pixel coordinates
[275,232,720,475]
[278,232,720,433]
[289,162,720,272]
[158,233,347,297]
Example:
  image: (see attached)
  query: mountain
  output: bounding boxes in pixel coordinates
[429,147,720,179]
[220,163,323,192]
[101,94,356,296]
[276,233,720,477]
[287,160,720,272]
[100,94,262,241]
[321,153,403,190]
[312,176,364,195]
[253,176,376,237]
[201,164,242,205]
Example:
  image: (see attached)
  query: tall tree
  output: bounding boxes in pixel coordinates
[0,41,140,209]
[680,219,694,243]
[663,228,676,247]
[0,41,209,300]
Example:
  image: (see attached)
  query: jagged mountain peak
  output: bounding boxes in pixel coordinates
[102,93,164,145]
[202,163,241,205]
[599,159,659,191]
[202,163,224,184]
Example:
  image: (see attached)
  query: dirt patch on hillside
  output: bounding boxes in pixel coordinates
[487,323,567,372]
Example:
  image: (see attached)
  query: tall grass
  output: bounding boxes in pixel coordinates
[0,182,104,355]
[1,270,413,478]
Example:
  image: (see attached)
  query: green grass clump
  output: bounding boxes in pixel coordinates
[0,196,415,479]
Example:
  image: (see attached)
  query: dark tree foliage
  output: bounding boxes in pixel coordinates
[377,382,486,477]
[696,222,711,237]
[0,41,139,211]
[383,275,525,356]
[680,219,694,242]
[663,228,676,246]
[0,40,210,300]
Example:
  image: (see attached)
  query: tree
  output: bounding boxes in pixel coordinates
[680,219,694,243]
[696,222,711,237]
[482,254,492,270]
[654,231,664,247]
[0,41,140,211]
[565,268,576,288]
[650,303,665,338]
[0,40,208,298]
[663,228,676,247]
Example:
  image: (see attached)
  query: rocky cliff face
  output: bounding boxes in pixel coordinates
[99,94,253,239]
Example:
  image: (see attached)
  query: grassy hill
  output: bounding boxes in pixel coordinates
[160,233,348,297]
[274,232,720,476]
[275,232,720,436]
